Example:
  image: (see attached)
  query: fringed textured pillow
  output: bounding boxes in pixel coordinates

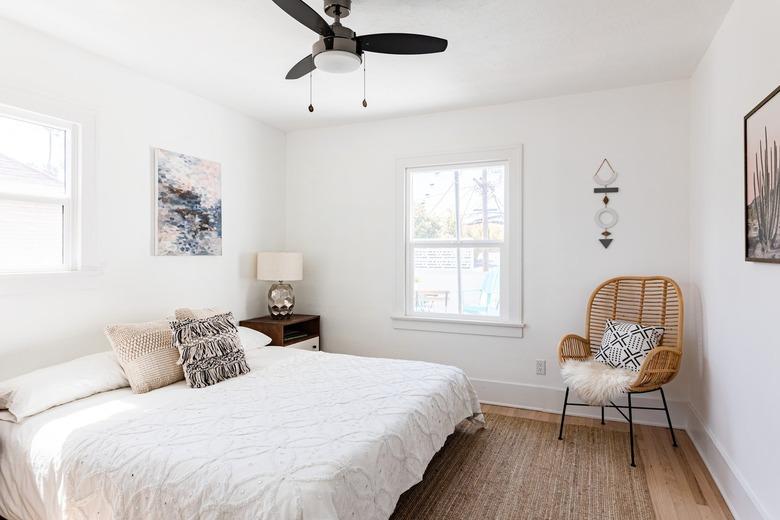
[170,312,250,388]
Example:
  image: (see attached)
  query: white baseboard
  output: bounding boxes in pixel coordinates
[472,377,690,428]
[686,406,769,520]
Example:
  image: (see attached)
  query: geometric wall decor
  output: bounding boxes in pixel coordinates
[154,148,222,256]
[593,158,619,249]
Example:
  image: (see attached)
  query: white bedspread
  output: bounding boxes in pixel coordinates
[0,347,482,520]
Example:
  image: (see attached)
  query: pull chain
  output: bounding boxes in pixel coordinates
[362,53,368,108]
[308,73,314,113]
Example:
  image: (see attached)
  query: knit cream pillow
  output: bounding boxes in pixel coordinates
[174,307,226,320]
[104,320,184,393]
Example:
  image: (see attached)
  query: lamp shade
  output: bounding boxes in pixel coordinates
[256,252,303,282]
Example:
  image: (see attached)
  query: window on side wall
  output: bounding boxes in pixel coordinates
[393,148,523,337]
[0,105,80,273]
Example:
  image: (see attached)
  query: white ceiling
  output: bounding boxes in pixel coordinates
[0,0,732,131]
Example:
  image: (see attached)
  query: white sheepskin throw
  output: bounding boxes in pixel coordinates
[560,360,637,405]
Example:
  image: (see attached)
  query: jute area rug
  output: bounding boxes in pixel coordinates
[391,413,654,520]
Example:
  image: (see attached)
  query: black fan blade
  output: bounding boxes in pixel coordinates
[272,0,333,37]
[356,33,448,55]
[286,54,316,79]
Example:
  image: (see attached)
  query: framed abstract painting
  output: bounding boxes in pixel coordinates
[745,85,780,263]
[154,148,222,256]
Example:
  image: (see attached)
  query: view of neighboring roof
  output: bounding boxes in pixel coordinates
[0,152,62,190]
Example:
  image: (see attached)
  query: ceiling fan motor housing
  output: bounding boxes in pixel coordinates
[324,0,351,19]
[312,22,360,61]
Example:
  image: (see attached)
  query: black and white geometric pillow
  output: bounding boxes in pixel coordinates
[594,320,665,372]
[169,312,251,388]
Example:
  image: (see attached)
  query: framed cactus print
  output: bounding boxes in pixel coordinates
[745,85,780,262]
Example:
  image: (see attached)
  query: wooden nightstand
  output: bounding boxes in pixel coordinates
[239,314,320,351]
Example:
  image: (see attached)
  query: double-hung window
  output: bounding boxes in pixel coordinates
[0,104,80,273]
[394,148,523,337]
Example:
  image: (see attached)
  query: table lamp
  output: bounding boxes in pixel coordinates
[256,252,303,319]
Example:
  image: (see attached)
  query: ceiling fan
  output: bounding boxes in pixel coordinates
[272,0,448,80]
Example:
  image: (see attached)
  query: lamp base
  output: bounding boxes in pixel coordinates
[268,282,295,319]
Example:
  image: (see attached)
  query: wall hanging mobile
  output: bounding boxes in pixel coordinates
[270,0,447,110]
[593,158,619,249]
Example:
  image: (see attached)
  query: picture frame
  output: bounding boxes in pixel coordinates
[153,147,222,256]
[744,85,780,263]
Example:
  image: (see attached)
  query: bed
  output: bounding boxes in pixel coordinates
[0,346,483,520]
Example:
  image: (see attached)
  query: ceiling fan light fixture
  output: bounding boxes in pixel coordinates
[274,0,448,83]
[314,50,362,74]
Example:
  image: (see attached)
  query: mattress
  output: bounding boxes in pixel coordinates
[0,347,483,520]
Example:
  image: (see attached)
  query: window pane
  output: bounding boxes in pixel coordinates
[0,115,67,196]
[413,248,459,314]
[460,248,501,317]
[459,165,505,240]
[0,200,63,270]
[411,169,456,240]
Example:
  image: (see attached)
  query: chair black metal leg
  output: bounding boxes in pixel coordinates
[628,392,636,467]
[659,387,678,447]
[558,387,569,440]
[601,406,605,425]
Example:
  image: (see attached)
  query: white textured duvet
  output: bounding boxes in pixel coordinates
[0,347,482,520]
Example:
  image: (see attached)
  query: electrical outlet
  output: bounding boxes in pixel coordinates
[535,359,546,376]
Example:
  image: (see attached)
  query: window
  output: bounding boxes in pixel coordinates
[394,148,523,337]
[0,105,80,273]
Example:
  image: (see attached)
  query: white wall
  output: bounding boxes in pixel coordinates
[285,81,691,422]
[2,4,776,517]
[689,0,780,518]
[2,6,773,518]
[0,19,286,379]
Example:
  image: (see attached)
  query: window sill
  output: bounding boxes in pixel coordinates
[0,268,103,295]
[0,267,100,277]
[391,315,525,338]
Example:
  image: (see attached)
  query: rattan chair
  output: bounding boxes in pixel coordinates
[556,276,683,466]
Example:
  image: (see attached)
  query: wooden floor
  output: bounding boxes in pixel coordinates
[482,404,734,520]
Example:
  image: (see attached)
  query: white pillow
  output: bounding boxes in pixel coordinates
[238,326,272,349]
[0,351,129,423]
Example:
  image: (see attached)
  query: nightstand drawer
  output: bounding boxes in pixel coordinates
[240,315,320,347]
[287,337,320,351]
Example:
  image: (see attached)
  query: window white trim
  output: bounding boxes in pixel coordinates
[393,146,524,336]
[390,314,525,338]
[0,88,98,277]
